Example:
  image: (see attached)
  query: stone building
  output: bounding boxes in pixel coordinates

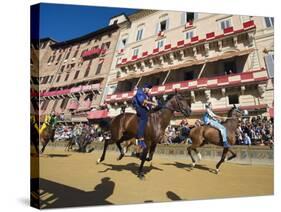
[104,10,274,124]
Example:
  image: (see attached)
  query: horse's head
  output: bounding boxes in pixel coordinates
[166,92,192,117]
[228,105,248,119]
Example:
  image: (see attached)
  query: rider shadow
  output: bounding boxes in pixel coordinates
[99,162,163,176]
[31,177,115,209]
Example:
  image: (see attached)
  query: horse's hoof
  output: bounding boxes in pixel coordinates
[117,153,125,161]
[191,162,196,168]
[215,169,220,174]
[138,173,145,180]
[96,158,102,164]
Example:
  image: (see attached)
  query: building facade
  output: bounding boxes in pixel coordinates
[35,10,274,124]
[104,10,274,124]
[37,18,126,122]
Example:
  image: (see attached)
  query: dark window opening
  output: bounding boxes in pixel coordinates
[224,61,237,74]
[85,93,94,101]
[41,100,49,110]
[265,17,274,28]
[60,98,69,109]
[113,20,118,24]
[184,71,194,80]
[64,73,70,81]
[74,70,80,80]
[73,50,79,57]
[56,75,61,82]
[160,20,167,31]
[84,67,90,77]
[228,95,239,105]
[124,82,133,92]
[65,52,70,60]
[95,62,103,75]
[57,54,62,62]
[186,12,194,23]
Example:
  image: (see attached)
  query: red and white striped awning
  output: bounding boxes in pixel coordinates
[87,109,108,119]
[105,69,268,103]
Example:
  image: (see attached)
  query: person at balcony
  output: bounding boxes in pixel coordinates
[132,83,157,155]
[202,102,230,148]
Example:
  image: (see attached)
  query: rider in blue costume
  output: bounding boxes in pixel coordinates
[202,102,230,148]
[132,83,157,150]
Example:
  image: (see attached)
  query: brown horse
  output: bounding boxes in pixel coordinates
[30,120,40,155]
[97,93,192,179]
[187,106,246,173]
[40,124,56,154]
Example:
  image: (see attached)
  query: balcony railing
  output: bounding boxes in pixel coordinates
[116,20,256,68]
[81,48,106,59]
[105,68,267,103]
[87,109,108,119]
[40,83,100,97]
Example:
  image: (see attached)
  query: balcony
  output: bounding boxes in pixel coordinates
[78,99,92,111]
[67,99,79,110]
[115,20,256,78]
[40,83,100,98]
[105,68,267,103]
[81,48,106,59]
[87,109,108,119]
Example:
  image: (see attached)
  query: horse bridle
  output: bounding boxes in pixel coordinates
[164,95,189,116]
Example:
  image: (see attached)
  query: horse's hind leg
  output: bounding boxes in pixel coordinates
[97,139,110,164]
[227,148,236,161]
[193,148,202,161]
[215,147,229,174]
[187,146,196,167]
[40,139,49,154]
[116,141,125,161]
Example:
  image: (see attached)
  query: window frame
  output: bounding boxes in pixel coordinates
[219,18,232,30]
[264,17,274,28]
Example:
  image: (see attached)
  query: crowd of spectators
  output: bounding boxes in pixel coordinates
[54,122,105,143]
[164,116,274,147]
[54,115,273,148]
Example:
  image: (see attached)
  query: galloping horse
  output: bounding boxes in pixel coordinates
[40,123,56,154]
[97,93,192,179]
[187,106,246,173]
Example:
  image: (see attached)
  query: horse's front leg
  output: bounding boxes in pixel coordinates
[97,139,110,164]
[146,143,157,161]
[215,147,229,174]
[138,148,148,180]
[116,140,125,161]
[227,148,236,161]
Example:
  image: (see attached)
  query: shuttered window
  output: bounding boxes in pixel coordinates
[264,54,274,78]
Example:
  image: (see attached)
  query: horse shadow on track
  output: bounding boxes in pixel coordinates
[30,177,115,209]
[99,162,163,176]
[166,191,186,201]
[162,162,216,173]
[42,154,71,158]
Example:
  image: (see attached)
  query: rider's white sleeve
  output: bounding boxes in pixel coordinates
[207,108,217,120]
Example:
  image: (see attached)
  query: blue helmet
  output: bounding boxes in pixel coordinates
[143,83,153,89]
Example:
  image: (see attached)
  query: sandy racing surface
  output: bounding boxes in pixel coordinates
[31,148,273,208]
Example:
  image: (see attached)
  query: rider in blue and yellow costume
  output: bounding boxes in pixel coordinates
[132,83,157,151]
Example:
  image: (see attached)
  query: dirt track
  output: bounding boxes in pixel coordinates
[31,148,273,208]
